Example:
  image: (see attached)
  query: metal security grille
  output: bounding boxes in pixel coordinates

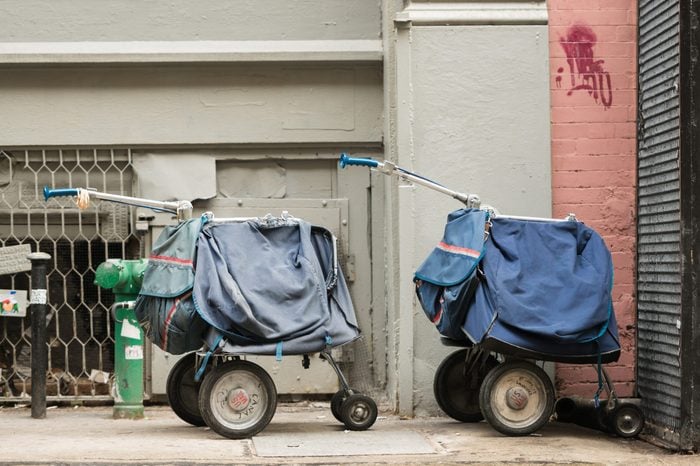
[637,0,682,443]
[0,148,139,402]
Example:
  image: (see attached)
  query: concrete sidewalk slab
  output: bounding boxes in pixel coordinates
[253,430,435,457]
[0,402,695,465]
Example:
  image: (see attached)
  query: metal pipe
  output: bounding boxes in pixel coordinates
[555,396,610,431]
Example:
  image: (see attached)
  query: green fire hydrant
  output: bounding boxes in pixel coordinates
[95,259,148,420]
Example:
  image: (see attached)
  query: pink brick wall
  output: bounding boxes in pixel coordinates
[548,0,638,398]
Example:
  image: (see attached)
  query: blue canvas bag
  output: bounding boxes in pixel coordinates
[463,216,620,362]
[134,217,208,354]
[414,209,488,341]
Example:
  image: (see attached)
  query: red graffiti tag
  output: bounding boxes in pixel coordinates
[557,23,613,109]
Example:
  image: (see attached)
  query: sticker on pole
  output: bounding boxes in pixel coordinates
[0,290,27,317]
[124,345,143,360]
[30,289,47,305]
[120,319,142,340]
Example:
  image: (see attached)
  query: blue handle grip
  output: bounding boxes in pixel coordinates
[339,153,379,169]
[44,186,79,200]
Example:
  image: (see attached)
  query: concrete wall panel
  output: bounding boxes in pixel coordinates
[0,1,380,42]
[393,22,551,415]
[0,64,382,146]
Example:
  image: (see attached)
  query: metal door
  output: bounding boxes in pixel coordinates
[141,154,377,397]
[637,0,683,447]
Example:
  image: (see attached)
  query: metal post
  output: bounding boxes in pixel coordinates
[28,252,51,419]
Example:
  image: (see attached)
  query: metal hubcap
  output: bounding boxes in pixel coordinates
[210,370,267,430]
[349,402,370,422]
[506,386,529,410]
[227,388,251,412]
[615,410,641,435]
[492,368,548,428]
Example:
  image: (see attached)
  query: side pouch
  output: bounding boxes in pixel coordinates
[413,208,488,341]
[134,292,208,355]
[415,269,479,341]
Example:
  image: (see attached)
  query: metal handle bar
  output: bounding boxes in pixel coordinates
[43,186,193,220]
[339,153,481,208]
[44,187,80,199]
[339,154,379,169]
[338,154,578,223]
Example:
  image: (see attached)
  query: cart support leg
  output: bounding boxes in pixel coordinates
[320,349,350,392]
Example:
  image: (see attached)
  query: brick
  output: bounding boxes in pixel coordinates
[576,9,632,26]
[551,25,621,43]
[550,0,602,11]
[576,138,636,155]
[601,233,636,252]
[551,139,578,155]
[614,122,637,139]
[602,42,638,58]
[603,0,638,10]
[551,121,618,141]
[549,71,636,93]
[553,187,611,204]
[550,106,631,124]
[616,25,636,42]
[554,170,635,189]
[552,154,635,171]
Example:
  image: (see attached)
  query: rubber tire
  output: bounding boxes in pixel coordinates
[198,360,277,439]
[609,403,644,438]
[330,388,359,422]
[340,394,378,431]
[166,352,208,427]
[479,360,555,436]
[433,349,498,423]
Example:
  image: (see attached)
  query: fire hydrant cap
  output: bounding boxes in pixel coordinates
[94,261,123,289]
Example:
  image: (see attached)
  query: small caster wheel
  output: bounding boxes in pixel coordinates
[479,360,555,436]
[341,394,378,431]
[433,348,498,422]
[166,352,209,427]
[609,403,644,438]
[330,388,359,422]
[198,360,277,439]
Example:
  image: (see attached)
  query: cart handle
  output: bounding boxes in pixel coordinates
[339,153,379,169]
[338,153,481,208]
[44,187,79,200]
[43,186,193,220]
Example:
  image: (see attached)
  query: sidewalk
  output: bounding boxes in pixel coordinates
[1,402,693,465]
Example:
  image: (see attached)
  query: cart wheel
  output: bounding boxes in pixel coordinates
[166,352,209,427]
[340,394,378,431]
[433,348,498,423]
[330,387,358,422]
[198,360,277,439]
[479,360,554,436]
[609,403,644,438]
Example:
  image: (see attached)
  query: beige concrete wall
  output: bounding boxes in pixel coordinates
[386,1,551,415]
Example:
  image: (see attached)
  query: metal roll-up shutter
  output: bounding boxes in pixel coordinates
[637,0,682,447]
